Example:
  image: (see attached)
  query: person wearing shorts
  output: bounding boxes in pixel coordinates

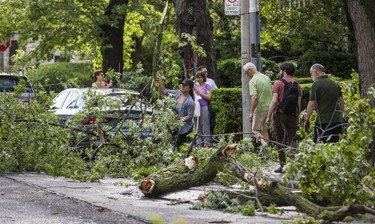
[243,62,273,146]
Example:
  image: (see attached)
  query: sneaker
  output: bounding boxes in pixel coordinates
[274,166,284,173]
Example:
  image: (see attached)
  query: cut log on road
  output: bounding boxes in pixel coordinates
[138,144,238,197]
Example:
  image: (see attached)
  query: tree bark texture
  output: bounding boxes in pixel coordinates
[174,0,216,80]
[345,0,375,105]
[138,142,375,221]
[101,0,128,74]
[345,0,375,167]
[138,144,238,197]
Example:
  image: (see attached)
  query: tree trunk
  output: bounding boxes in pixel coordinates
[131,35,143,69]
[345,0,375,166]
[174,0,216,79]
[101,0,128,74]
[138,144,238,197]
[228,161,375,221]
[345,0,375,105]
[138,143,375,221]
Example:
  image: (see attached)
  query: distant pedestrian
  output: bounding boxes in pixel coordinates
[305,64,345,143]
[194,71,212,146]
[243,62,273,147]
[92,70,112,88]
[197,65,218,89]
[155,71,195,148]
[266,62,303,173]
[197,65,218,136]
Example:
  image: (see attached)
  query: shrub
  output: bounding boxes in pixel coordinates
[210,88,242,135]
[27,62,93,92]
[216,58,242,88]
[295,49,357,79]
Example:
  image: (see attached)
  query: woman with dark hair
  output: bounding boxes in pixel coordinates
[92,70,112,88]
[194,71,212,146]
[155,71,195,148]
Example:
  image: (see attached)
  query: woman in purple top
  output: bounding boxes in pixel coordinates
[194,71,212,146]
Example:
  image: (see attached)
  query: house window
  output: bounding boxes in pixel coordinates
[0,53,3,71]
[9,40,18,65]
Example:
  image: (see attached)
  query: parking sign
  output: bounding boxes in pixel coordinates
[225,0,240,16]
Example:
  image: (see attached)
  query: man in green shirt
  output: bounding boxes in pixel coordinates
[305,64,345,143]
[243,62,273,146]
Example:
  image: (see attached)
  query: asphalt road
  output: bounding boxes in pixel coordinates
[0,173,301,224]
[0,176,148,224]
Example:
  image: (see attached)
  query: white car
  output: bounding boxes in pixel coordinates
[51,88,152,138]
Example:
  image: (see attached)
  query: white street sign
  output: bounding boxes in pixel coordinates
[225,0,240,16]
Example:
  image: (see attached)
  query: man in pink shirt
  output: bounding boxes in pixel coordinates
[266,62,303,173]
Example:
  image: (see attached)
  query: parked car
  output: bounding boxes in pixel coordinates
[51,88,152,147]
[0,73,36,121]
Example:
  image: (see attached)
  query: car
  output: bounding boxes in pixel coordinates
[0,72,36,102]
[51,88,152,146]
[0,73,36,121]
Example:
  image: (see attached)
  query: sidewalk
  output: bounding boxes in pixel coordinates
[5,172,301,224]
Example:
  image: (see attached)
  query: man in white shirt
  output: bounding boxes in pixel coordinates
[198,65,218,89]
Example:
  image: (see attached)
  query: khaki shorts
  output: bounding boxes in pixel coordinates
[252,111,270,132]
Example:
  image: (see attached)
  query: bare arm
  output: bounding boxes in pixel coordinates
[305,100,316,121]
[338,96,345,111]
[195,89,211,100]
[266,93,278,124]
[297,95,302,114]
[251,95,257,114]
[155,71,166,94]
[248,95,257,121]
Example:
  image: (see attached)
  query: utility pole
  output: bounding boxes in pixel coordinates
[250,0,261,70]
[241,0,251,139]
[241,0,261,139]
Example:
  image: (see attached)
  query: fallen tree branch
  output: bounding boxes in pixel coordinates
[138,144,238,197]
[228,161,375,221]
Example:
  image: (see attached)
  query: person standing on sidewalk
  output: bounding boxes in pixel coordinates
[197,65,218,137]
[155,71,195,149]
[304,63,345,143]
[193,71,212,146]
[243,62,273,147]
[266,62,303,173]
[197,65,218,90]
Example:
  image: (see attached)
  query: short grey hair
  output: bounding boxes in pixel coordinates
[310,63,325,73]
[243,62,257,72]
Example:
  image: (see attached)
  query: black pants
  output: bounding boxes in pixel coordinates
[273,112,298,165]
[313,123,343,143]
[176,128,193,149]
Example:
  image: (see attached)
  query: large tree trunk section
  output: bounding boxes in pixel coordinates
[345,0,375,167]
[131,35,143,69]
[174,0,216,79]
[228,162,375,221]
[101,0,128,74]
[139,142,375,221]
[139,144,238,197]
[345,0,375,105]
